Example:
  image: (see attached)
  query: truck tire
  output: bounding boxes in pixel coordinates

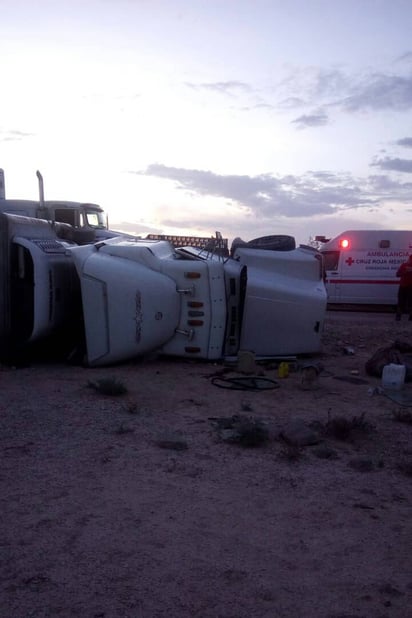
[247,235,296,251]
[69,228,96,245]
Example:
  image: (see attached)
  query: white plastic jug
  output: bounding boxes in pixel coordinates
[381,363,406,391]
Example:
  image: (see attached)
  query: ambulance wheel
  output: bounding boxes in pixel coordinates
[247,235,296,251]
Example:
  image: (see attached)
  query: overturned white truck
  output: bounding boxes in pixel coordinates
[0,211,327,366]
[68,235,327,367]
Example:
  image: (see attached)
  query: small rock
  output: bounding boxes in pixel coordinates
[349,458,375,472]
[312,445,339,459]
[219,428,242,443]
[378,583,404,597]
[397,460,412,477]
[155,432,188,451]
[343,346,355,355]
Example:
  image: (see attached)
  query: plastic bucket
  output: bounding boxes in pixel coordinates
[381,363,406,391]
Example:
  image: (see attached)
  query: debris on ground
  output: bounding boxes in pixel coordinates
[278,418,321,447]
[209,414,269,446]
[365,339,412,379]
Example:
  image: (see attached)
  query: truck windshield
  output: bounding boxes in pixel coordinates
[85,210,107,228]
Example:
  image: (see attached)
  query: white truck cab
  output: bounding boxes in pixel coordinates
[0,198,108,230]
[0,168,108,231]
[320,230,412,305]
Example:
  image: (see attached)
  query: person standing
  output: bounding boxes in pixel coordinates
[396,254,412,320]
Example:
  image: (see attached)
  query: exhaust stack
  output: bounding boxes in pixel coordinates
[36,170,45,208]
[0,169,5,200]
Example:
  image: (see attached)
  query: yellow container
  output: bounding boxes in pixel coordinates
[278,362,289,378]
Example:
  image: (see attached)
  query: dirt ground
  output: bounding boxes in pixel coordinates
[1,312,412,618]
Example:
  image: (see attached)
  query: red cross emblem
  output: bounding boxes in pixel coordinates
[345,257,354,266]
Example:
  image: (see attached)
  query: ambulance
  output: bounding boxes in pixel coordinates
[320,230,412,305]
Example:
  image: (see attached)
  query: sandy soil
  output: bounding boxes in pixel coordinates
[1,312,412,618]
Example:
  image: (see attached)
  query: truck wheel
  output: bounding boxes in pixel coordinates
[70,228,96,245]
[247,235,296,251]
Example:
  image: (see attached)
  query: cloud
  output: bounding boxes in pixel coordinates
[311,68,353,100]
[109,221,163,236]
[124,164,412,242]
[185,81,251,96]
[138,164,376,219]
[291,109,328,128]
[246,102,275,111]
[371,157,412,173]
[183,66,412,133]
[278,96,307,109]
[0,129,34,142]
[396,137,412,148]
[396,52,412,64]
[368,174,412,196]
[184,63,412,133]
[340,73,412,111]
[273,66,412,122]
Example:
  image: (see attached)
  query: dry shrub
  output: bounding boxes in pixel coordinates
[323,411,373,441]
[87,377,128,396]
[392,408,412,424]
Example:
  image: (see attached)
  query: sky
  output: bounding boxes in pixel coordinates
[2,0,412,246]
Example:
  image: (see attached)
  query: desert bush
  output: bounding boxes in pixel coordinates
[114,422,134,435]
[240,401,253,412]
[392,408,412,424]
[87,377,128,396]
[397,461,412,477]
[279,443,303,462]
[124,401,139,414]
[323,411,373,441]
